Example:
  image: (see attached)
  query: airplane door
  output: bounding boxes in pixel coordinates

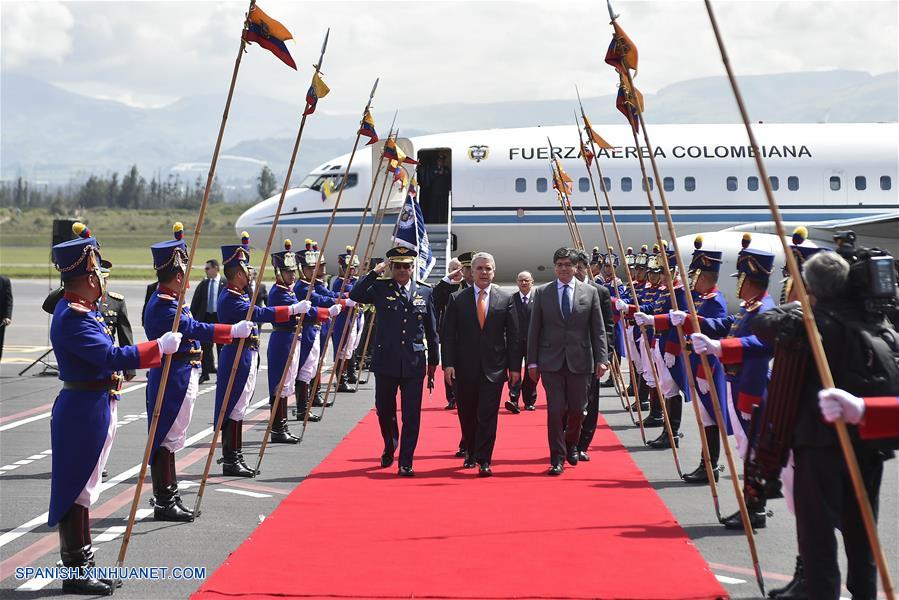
[415,148,452,225]
[825,169,848,204]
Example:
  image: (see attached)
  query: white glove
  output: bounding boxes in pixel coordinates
[818,388,866,425]
[157,332,183,355]
[741,411,752,421]
[696,377,710,395]
[344,298,357,308]
[230,320,254,339]
[669,310,687,327]
[289,300,312,315]
[633,312,652,327]
[691,333,722,357]
[663,352,676,368]
[615,298,629,313]
[328,304,342,317]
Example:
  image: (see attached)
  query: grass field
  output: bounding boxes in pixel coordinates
[0,205,253,279]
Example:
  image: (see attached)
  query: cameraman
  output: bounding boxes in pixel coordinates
[752,250,892,600]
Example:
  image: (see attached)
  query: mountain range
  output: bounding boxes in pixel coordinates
[1,70,895,194]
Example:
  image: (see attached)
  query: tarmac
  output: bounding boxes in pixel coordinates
[1,279,896,599]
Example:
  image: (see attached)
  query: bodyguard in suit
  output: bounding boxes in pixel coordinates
[433,254,470,411]
[190,259,226,383]
[442,252,519,476]
[507,270,537,413]
[528,247,608,475]
[349,246,439,477]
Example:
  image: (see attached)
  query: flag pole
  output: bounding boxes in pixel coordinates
[115,0,256,571]
[294,78,381,441]
[252,30,336,474]
[545,139,582,249]
[607,2,760,587]
[313,124,399,415]
[573,112,644,433]
[703,2,894,596]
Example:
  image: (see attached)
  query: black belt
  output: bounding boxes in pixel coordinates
[172,350,203,362]
[62,376,122,392]
[229,335,259,350]
[271,325,295,332]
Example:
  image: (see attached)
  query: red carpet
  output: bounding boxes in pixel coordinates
[193,373,726,600]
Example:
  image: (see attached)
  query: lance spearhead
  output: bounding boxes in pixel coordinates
[370,78,379,99]
[607,0,619,22]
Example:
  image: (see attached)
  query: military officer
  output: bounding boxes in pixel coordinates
[349,246,439,476]
[330,245,363,393]
[215,234,310,477]
[48,223,181,595]
[144,223,254,521]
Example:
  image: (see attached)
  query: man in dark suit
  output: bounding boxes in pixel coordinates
[574,250,614,462]
[527,247,608,475]
[190,259,226,383]
[507,270,537,413]
[432,256,466,411]
[0,275,11,363]
[141,282,157,327]
[442,253,519,477]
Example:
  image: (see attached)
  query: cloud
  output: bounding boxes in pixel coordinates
[1,1,74,67]
[1,1,896,112]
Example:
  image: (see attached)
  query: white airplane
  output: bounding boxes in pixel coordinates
[235,122,898,307]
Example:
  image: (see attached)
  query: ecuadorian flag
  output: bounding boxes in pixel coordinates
[244,4,296,70]
[358,110,378,145]
[304,72,330,116]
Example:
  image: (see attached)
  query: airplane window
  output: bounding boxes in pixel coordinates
[515,178,527,193]
[621,177,632,192]
[788,176,799,191]
[579,177,590,193]
[298,173,358,192]
[881,176,892,191]
[748,176,759,191]
[536,177,548,193]
[642,177,654,191]
[602,177,612,192]
[769,176,779,191]
[684,177,696,192]
[855,176,866,191]
[829,176,841,191]
[726,176,738,191]
[663,177,674,192]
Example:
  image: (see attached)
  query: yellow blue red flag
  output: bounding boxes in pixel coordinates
[605,21,638,77]
[358,110,378,145]
[243,4,296,70]
[384,138,418,164]
[304,72,330,116]
[616,74,644,134]
[583,115,613,150]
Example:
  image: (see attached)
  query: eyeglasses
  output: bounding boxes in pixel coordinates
[392,263,412,270]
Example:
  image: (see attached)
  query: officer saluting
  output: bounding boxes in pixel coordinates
[349,246,439,476]
[144,223,254,521]
[48,224,181,595]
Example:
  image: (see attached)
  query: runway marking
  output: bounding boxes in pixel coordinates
[0,402,54,425]
[0,383,147,433]
[215,488,272,499]
[714,574,746,584]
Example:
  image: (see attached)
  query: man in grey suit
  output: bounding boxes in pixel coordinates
[527,247,609,475]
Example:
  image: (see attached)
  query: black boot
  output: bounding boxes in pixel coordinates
[683,426,720,483]
[294,381,321,422]
[768,555,807,599]
[151,448,193,522]
[345,356,358,384]
[648,396,682,448]
[337,360,355,393]
[722,497,767,530]
[58,504,113,596]
[270,396,299,444]
[168,450,194,517]
[641,389,665,427]
[221,419,254,477]
[233,420,256,476]
[312,385,325,407]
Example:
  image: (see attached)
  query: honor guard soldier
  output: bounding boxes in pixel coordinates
[349,246,439,476]
[292,240,347,417]
[267,240,334,434]
[684,236,776,529]
[48,224,182,595]
[215,233,309,477]
[596,247,625,388]
[330,245,364,392]
[144,224,254,522]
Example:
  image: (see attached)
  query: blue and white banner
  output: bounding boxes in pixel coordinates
[393,188,435,280]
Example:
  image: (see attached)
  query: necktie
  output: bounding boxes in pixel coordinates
[477,289,487,329]
[561,284,571,320]
[208,279,217,313]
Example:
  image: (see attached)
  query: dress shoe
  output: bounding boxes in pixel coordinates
[577,451,590,462]
[641,414,665,428]
[647,431,679,449]
[444,400,456,410]
[768,555,806,599]
[601,378,617,388]
[682,461,719,484]
[722,508,767,530]
[566,452,578,466]
[548,464,564,476]
[380,453,394,468]
[462,458,476,469]
[271,428,300,444]
[397,466,415,477]
[630,400,650,412]
[454,448,466,458]
[478,464,493,477]
[524,404,536,411]
[504,400,521,414]
[199,374,210,384]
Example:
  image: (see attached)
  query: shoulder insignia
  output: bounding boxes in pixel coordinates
[701,292,717,300]
[108,292,124,300]
[68,302,91,313]
[745,300,762,313]
[157,293,176,302]
[377,275,391,280]
[227,288,242,295]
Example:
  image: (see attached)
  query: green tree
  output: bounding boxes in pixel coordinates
[257,165,277,200]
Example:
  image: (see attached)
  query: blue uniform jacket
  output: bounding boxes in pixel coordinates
[214,286,291,420]
[266,283,324,394]
[293,278,338,368]
[649,285,691,401]
[349,271,439,378]
[49,294,160,526]
[329,276,360,359]
[597,276,626,357]
[144,287,231,455]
